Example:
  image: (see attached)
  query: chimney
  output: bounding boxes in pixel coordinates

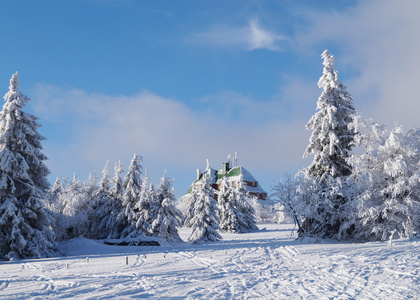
[196,169,202,180]
[222,162,230,175]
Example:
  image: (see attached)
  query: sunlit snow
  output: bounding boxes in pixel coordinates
[1,223,419,299]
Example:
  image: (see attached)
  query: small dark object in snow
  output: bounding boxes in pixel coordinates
[104,241,160,246]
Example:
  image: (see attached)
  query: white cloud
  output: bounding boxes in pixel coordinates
[247,19,284,51]
[192,19,285,51]
[31,85,312,197]
[294,0,420,130]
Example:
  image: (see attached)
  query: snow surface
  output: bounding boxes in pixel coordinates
[1,223,419,299]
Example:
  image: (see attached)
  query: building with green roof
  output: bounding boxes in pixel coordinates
[185,156,268,201]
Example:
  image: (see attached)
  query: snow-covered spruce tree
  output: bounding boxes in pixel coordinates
[217,177,240,232]
[150,172,183,242]
[107,161,125,239]
[119,154,144,239]
[304,50,357,180]
[51,176,63,194]
[133,174,155,235]
[185,176,222,244]
[110,161,124,200]
[45,176,63,208]
[346,124,420,240]
[298,50,357,239]
[234,175,258,232]
[0,72,60,260]
[99,161,111,192]
[84,172,98,202]
[90,161,117,239]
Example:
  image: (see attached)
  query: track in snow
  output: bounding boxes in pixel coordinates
[0,224,419,299]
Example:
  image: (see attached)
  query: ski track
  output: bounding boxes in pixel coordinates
[0,224,419,299]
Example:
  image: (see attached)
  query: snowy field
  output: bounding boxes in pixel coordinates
[1,223,419,299]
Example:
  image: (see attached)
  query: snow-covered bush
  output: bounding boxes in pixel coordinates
[50,174,93,241]
[271,174,298,225]
[345,123,420,240]
[273,202,294,224]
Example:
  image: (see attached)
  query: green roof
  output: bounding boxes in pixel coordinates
[226,167,241,178]
[185,167,243,195]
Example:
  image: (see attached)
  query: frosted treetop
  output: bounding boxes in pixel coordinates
[9,72,20,93]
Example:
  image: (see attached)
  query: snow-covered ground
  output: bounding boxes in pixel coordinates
[1,223,419,299]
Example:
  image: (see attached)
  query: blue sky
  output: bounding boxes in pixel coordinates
[1,0,419,198]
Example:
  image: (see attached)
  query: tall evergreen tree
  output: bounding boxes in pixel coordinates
[90,161,116,239]
[110,161,124,199]
[0,72,60,259]
[186,176,222,244]
[304,50,357,180]
[119,154,144,238]
[107,161,125,239]
[298,50,357,238]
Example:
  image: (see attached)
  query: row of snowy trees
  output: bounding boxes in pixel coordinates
[49,158,259,246]
[272,50,420,241]
[48,155,184,243]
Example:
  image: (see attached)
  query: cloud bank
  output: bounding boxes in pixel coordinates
[31,85,313,196]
